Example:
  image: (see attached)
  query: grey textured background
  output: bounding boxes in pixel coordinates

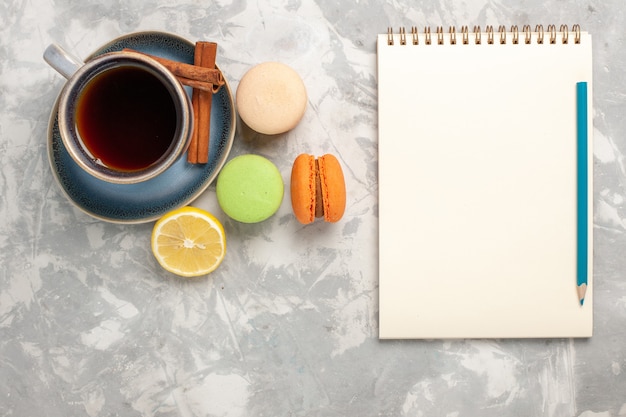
[1,0,625,416]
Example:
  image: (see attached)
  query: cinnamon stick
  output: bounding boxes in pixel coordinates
[193,42,217,164]
[186,45,203,164]
[122,48,224,91]
[176,76,220,93]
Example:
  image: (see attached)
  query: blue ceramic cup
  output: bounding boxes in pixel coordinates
[44,44,193,184]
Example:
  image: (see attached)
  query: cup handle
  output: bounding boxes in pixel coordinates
[43,43,84,79]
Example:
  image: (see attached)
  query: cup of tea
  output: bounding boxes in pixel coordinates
[44,43,193,184]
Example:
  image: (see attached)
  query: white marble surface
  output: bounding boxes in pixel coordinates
[1,0,625,416]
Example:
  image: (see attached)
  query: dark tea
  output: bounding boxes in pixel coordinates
[75,66,177,171]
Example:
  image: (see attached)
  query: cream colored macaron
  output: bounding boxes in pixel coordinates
[236,62,307,135]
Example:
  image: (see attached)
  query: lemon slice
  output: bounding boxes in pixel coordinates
[151,206,226,277]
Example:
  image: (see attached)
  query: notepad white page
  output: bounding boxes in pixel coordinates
[377,30,593,339]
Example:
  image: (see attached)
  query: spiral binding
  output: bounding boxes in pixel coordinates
[387,24,581,46]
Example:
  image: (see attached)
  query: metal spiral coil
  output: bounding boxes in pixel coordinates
[387,24,581,46]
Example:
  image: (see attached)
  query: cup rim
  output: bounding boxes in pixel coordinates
[57,50,192,184]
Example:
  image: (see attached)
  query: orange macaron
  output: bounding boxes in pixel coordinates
[290,153,346,224]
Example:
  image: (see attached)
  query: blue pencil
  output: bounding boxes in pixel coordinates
[576,81,588,306]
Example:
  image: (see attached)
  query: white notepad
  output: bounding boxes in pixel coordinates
[377,26,593,339]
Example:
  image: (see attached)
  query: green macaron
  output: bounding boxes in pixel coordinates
[216,154,284,223]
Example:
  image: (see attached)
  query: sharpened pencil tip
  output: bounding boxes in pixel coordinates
[577,283,587,307]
